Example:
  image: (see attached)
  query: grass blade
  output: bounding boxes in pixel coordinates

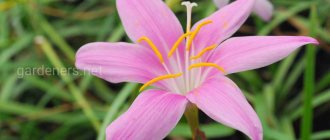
[301,4,317,140]
[36,36,100,131]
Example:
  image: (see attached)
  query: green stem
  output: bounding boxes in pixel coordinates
[301,4,317,140]
[184,103,205,140]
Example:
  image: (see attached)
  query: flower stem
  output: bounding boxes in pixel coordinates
[184,103,206,140]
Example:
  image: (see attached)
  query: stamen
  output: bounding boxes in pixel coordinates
[139,73,183,92]
[190,44,217,60]
[189,63,226,73]
[168,32,191,58]
[186,20,213,51]
[138,36,164,63]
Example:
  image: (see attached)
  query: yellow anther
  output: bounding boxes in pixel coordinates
[168,32,191,58]
[138,36,164,63]
[190,44,217,60]
[186,20,213,51]
[189,63,226,73]
[139,73,183,92]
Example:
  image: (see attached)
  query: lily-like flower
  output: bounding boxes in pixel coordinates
[75,0,318,139]
[213,0,273,21]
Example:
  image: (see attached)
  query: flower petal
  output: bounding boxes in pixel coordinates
[75,42,169,89]
[117,0,184,56]
[192,0,255,53]
[208,36,319,75]
[106,90,187,140]
[187,76,262,140]
[213,0,230,8]
[253,0,273,21]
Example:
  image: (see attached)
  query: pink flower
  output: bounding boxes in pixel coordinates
[75,0,318,139]
[213,0,274,21]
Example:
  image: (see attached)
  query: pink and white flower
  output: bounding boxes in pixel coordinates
[75,0,318,139]
[213,0,274,21]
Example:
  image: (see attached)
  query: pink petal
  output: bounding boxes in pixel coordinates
[208,36,319,75]
[106,90,187,140]
[187,76,262,140]
[213,0,230,8]
[253,0,273,21]
[192,0,255,53]
[75,42,169,89]
[117,0,185,58]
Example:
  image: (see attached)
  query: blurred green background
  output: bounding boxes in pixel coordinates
[0,0,329,139]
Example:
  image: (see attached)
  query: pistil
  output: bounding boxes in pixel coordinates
[181,1,197,32]
[182,1,197,93]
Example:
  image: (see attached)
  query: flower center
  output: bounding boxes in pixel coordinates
[138,1,226,94]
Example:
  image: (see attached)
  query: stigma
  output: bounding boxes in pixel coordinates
[181,1,198,10]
